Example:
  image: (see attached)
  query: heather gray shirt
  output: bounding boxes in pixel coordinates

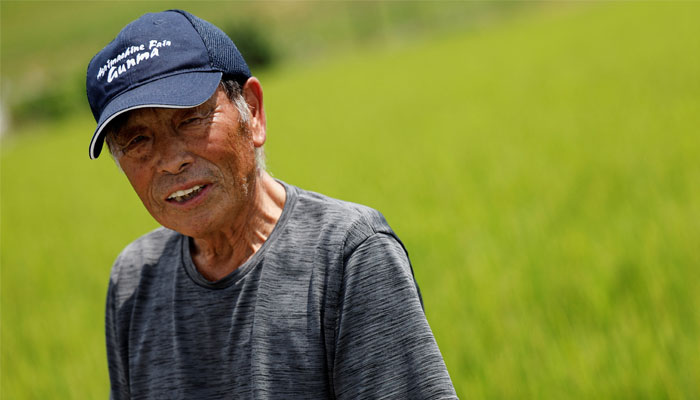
[106,181,457,399]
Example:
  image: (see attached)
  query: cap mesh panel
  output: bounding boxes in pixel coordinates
[173,10,251,83]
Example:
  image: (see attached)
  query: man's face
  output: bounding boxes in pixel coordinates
[111,86,260,238]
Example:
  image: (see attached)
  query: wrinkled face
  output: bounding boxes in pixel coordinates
[110,87,258,238]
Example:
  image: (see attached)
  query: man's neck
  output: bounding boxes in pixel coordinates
[190,171,286,281]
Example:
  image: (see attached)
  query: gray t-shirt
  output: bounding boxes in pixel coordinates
[106,181,457,399]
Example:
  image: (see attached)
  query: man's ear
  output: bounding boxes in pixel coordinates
[242,77,266,148]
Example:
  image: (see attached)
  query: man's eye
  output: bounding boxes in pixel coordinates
[123,135,149,154]
[128,135,148,146]
[180,110,212,128]
[181,117,202,126]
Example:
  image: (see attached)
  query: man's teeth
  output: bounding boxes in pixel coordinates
[168,185,205,202]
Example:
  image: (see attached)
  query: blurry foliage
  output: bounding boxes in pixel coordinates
[11,70,86,126]
[0,1,527,133]
[223,22,277,71]
[7,21,278,127]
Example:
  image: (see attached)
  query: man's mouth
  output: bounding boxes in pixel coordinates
[167,184,207,203]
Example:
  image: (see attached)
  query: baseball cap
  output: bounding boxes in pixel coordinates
[86,9,251,159]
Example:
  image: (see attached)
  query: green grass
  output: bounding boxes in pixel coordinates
[3,2,700,398]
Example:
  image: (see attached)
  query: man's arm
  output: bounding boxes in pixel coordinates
[106,270,130,399]
[333,232,457,399]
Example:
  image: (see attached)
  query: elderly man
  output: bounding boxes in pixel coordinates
[87,9,456,399]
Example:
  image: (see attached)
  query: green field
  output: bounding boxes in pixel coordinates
[2,2,700,398]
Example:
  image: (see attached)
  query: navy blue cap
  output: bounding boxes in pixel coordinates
[86,10,251,159]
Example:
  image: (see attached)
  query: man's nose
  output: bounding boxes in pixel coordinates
[155,131,194,174]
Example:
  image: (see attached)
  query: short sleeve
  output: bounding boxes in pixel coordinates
[332,233,457,399]
[106,257,131,400]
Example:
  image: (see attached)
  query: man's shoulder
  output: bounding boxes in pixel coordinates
[117,226,180,262]
[293,184,387,226]
[109,227,181,286]
[288,183,398,254]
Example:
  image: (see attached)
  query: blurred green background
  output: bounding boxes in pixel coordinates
[2,1,699,398]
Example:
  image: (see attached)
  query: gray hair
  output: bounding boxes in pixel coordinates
[220,79,266,172]
[105,78,266,172]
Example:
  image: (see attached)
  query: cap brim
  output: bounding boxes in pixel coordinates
[89,71,223,159]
